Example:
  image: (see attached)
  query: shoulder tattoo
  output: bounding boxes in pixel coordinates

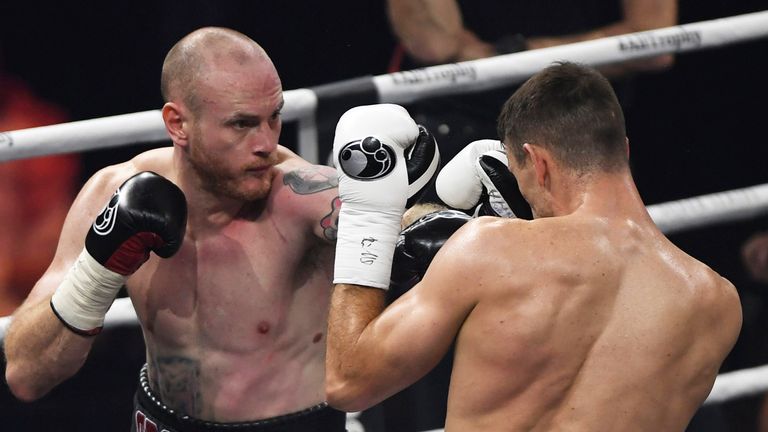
[283,166,338,195]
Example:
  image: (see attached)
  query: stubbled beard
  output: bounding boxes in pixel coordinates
[188,142,274,201]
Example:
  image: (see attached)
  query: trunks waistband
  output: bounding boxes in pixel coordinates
[133,364,346,432]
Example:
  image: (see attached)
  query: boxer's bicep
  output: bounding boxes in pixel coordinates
[379,272,474,378]
[375,218,499,374]
[386,237,479,360]
[351,240,477,406]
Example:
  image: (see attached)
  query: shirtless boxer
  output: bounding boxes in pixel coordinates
[1,27,438,432]
[326,63,742,431]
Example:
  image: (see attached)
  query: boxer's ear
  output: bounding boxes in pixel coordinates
[162,102,189,148]
[523,143,550,189]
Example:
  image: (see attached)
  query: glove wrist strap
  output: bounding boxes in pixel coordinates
[50,249,127,335]
[334,205,402,290]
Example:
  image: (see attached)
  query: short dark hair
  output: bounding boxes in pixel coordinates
[497,62,628,172]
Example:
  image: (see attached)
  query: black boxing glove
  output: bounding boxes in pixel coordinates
[85,172,187,273]
[475,153,533,219]
[51,171,187,335]
[406,125,441,207]
[388,209,471,301]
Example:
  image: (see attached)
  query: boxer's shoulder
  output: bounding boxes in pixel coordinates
[266,159,338,236]
[275,157,337,197]
[127,147,175,178]
[85,147,169,184]
[430,216,552,278]
[451,215,530,244]
[69,150,175,223]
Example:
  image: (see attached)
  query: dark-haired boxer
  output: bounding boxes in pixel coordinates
[390,133,532,295]
[326,62,742,431]
[3,29,439,432]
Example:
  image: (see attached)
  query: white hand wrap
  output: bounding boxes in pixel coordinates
[436,139,505,210]
[333,104,420,289]
[50,249,127,335]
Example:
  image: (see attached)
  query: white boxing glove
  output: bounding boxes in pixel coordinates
[436,139,532,219]
[333,104,440,289]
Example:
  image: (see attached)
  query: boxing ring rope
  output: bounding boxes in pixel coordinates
[649,183,768,235]
[1,10,767,164]
[0,89,320,163]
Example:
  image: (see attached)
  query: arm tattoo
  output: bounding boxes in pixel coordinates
[321,196,341,242]
[283,167,338,195]
[151,356,202,416]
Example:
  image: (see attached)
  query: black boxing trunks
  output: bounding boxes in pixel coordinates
[131,365,346,432]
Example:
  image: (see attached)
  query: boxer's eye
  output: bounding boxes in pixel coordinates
[226,115,259,130]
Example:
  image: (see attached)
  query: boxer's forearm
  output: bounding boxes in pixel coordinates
[325,284,387,411]
[388,0,468,63]
[4,295,93,401]
[328,104,440,410]
[529,0,676,48]
[527,0,677,74]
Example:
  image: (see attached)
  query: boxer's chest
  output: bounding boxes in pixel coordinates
[128,212,332,351]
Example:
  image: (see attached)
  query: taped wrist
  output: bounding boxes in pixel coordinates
[50,249,127,336]
[334,205,402,290]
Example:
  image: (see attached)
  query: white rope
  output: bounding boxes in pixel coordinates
[0,110,167,162]
[647,183,768,234]
[704,364,768,405]
[2,11,767,163]
[374,10,768,103]
[0,88,318,162]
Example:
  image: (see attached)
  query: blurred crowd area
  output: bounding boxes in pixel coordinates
[1,0,768,430]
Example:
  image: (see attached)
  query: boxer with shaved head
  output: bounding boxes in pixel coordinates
[2,28,434,432]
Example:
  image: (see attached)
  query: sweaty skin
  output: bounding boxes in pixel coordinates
[5,28,340,422]
[327,169,741,432]
[327,62,740,431]
[7,147,338,421]
[131,149,338,420]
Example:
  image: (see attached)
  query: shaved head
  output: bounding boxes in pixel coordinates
[161,27,274,113]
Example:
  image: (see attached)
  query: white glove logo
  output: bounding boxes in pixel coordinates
[337,136,397,181]
[92,188,121,236]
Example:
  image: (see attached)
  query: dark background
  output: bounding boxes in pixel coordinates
[1,0,768,430]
